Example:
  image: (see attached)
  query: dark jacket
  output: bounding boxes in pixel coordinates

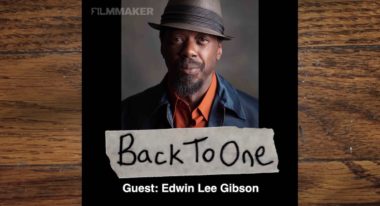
[122,73,258,129]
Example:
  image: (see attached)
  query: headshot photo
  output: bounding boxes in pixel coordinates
[121,0,259,129]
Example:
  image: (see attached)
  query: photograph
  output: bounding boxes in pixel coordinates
[121,0,259,129]
[83,0,297,204]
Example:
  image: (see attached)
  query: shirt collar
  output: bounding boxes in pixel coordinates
[215,73,247,120]
[157,72,247,121]
[196,72,217,121]
[167,72,218,121]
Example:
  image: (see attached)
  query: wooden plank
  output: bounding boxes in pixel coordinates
[0,164,81,206]
[0,0,81,53]
[0,53,81,164]
[299,46,380,160]
[299,1,380,204]
[299,0,380,47]
[0,0,82,205]
[0,53,81,103]
[299,161,380,205]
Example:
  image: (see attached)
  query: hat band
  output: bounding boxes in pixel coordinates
[161,5,225,35]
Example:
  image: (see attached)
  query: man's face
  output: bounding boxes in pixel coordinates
[160,29,222,97]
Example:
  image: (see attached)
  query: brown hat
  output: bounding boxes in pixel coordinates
[148,0,232,40]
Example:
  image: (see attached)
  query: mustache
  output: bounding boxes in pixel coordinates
[177,58,204,70]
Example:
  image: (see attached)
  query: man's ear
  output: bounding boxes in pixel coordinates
[159,31,164,57]
[160,38,165,57]
[216,42,223,60]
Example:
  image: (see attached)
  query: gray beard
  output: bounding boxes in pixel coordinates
[172,75,203,97]
[169,57,206,97]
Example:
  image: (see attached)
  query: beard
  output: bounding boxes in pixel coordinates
[172,74,203,97]
[170,58,205,97]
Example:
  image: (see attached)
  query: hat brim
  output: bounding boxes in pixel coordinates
[148,22,232,40]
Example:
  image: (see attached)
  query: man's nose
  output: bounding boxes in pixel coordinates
[180,39,198,58]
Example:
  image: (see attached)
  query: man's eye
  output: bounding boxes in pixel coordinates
[198,37,209,44]
[172,37,183,44]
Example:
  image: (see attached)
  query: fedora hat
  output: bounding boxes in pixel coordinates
[148,0,232,40]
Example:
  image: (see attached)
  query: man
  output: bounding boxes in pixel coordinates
[122,0,258,129]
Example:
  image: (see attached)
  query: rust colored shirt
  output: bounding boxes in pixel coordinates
[170,73,217,128]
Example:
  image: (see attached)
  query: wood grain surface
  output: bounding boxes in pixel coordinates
[0,0,379,205]
[0,0,81,205]
[0,164,81,206]
[299,0,380,205]
[0,0,81,53]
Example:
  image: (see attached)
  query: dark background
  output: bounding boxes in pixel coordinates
[121,0,259,100]
[83,0,297,205]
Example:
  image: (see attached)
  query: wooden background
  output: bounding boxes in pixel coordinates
[0,0,379,205]
[0,0,82,205]
[299,0,380,205]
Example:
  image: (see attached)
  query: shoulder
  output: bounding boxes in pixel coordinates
[236,90,259,114]
[236,89,259,127]
[236,89,258,108]
[216,74,259,127]
[121,83,165,129]
[216,74,259,111]
[122,83,164,109]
